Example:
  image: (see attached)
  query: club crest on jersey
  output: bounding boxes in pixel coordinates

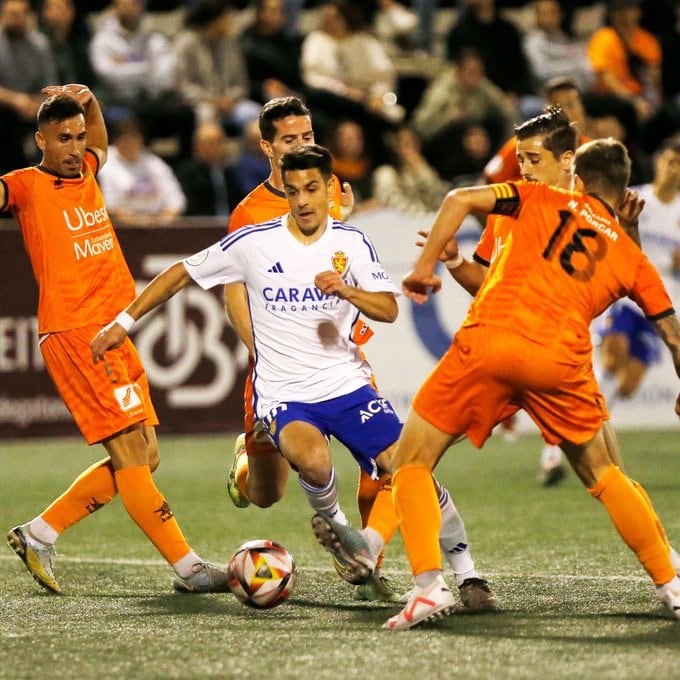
[331,251,348,276]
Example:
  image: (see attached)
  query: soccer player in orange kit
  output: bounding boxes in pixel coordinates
[2,84,229,594]
[325,138,680,629]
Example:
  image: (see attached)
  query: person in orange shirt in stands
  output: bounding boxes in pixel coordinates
[1,85,229,595]
[324,138,680,629]
[484,77,590,185]
[587,0,662,122]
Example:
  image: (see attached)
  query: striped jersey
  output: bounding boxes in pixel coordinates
[183,215,400,418]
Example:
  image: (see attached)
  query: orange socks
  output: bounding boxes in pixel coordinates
[115,465,190,565]
[392,464,441,575]
[589,464,675,585]
[357,470,385,526]
[630,478,671,551]
[365,477,399,547]
[41,459,118,534]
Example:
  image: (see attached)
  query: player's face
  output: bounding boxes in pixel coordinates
[656,148,680,190]
[35,114,87,177]
[547,88,585,129]
[283,168,333,236]
[262,115,315,165]
[517,135,566,188]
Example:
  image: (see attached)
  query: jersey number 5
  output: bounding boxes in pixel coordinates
[542,210,608,282]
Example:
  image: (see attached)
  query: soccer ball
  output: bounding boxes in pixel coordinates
[227,539,297,609]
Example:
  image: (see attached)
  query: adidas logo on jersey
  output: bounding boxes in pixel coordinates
[267,262,284,273]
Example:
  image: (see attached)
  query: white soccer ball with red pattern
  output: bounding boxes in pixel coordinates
[227,539,297,608]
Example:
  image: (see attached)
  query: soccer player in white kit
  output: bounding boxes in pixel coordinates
[597,135,680,407]
[89,145,401,581]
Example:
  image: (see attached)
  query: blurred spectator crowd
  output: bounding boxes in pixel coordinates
[1,0,679,220]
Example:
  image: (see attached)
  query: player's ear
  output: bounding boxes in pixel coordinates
[260,138,272,159]
[35,130,45,152]
[573,174,585,192]
[560,150,574,172]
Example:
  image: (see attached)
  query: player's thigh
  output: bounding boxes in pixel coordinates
[277,420,332,484]
[617,356,647,397]
[599,332,631,372]
[522,363,608,446]
[391,407,455,470]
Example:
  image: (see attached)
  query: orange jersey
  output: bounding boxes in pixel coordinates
[464,181,673,365]
[484,134,591,184]
[228,175,343,233]
[1,151,135,334]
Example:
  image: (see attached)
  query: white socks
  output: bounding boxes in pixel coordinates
[436,482,479,586]
[28,516,59,546]
[299,468,348,526]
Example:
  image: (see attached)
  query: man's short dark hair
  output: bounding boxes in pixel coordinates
[515,106,578,159]
[37,94,85,128]
[280,144,333,180]
[574,138,631,197]
[259,96,311,142]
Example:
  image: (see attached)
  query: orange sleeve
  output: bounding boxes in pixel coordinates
[328,174,343,219]
[484,137,521,184]
[228,202,254,234]
[474,217,496,266]
[489,182,521,216]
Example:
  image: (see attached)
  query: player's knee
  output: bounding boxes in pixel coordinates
[147,448,160,472]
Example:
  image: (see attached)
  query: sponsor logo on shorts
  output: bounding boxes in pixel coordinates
[359,398,394,423]
[113,383,142,412]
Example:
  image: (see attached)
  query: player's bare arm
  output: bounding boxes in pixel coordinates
[416,228,487,296]
[651,314,680,417]
[224,283,255,355]
[314,270,398,322]
[43,84,109,166]
[90,261,192,362]
[403,185,497,303]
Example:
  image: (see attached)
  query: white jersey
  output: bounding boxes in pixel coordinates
[183,215,401,418]
[620,184,680,311]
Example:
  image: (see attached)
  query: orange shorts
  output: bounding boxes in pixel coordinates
[413,325,608,448]
[40,326,158,445]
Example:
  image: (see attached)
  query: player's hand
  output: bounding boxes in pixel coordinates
[416,229,460,262]
[42,84,93,107]
[340,182,354,217]
[617,188,645,225]
[402,269,441,303]
[314,270,347,297]
[90,322,128,363]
